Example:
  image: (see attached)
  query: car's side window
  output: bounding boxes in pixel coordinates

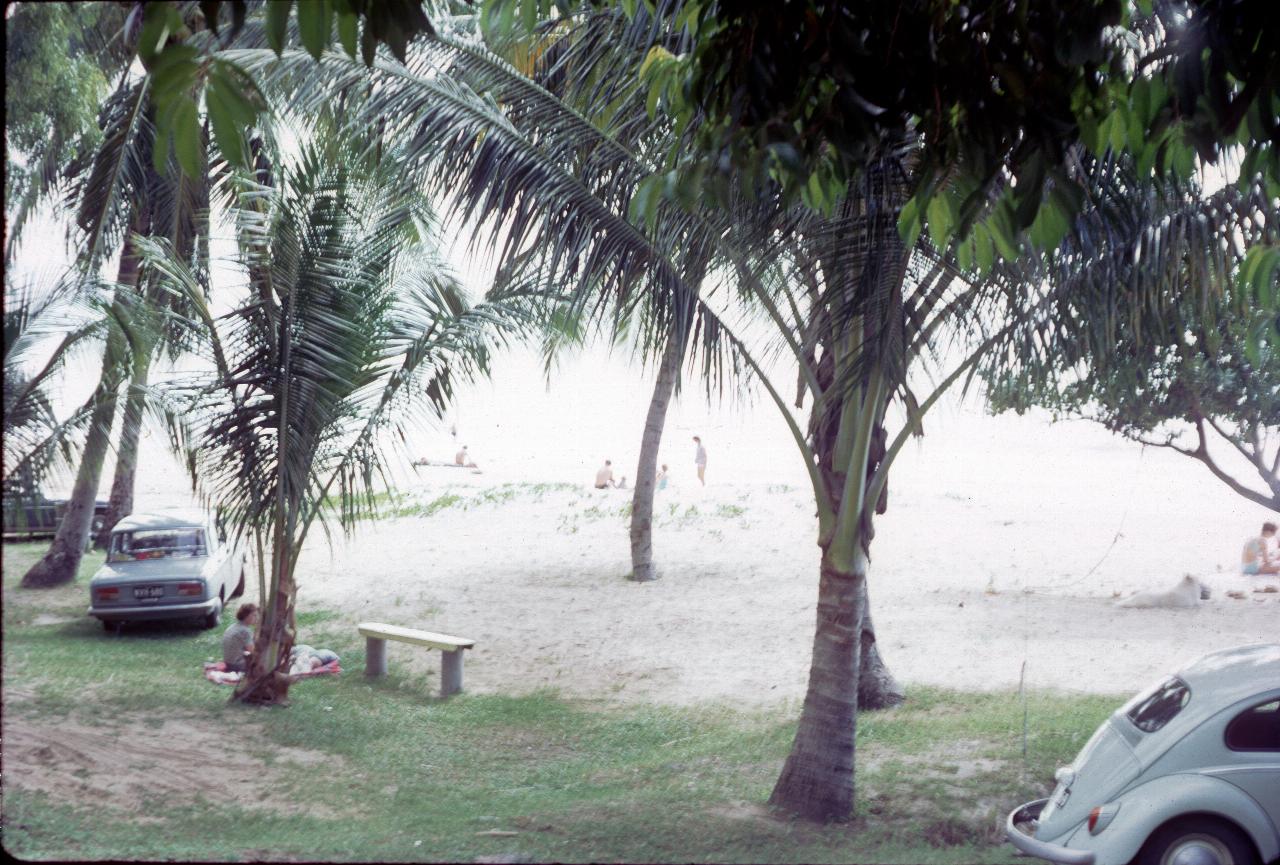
[1225,699,1280,752]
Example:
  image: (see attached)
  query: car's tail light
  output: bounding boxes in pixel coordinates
[95,586,119,601]
[176,582,203,596]
[1087,803,1120,834]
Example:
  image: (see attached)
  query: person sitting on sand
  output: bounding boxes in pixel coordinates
[595,460,616,489]
[656,464,669,491]
[221,603,258,673]
[1242,522,1280,574]
[455,445,479,468]
[616,475,628,490]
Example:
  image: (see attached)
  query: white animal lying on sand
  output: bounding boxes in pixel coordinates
[1116,574,1211,609]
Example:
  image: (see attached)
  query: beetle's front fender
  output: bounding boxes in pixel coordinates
[1065,772,1278,865]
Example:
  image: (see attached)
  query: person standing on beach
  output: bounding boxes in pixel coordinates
[693,436,707,486]
[656,464,669,491]
[595,460,616,489]
[1242,522,1280,574]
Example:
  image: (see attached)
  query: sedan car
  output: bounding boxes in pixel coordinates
[88,510,248,630]
[1007,643,1280,865]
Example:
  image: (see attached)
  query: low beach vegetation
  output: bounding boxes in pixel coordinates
[4,542,1116,863]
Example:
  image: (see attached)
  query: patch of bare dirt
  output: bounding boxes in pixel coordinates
[1,713,347,819]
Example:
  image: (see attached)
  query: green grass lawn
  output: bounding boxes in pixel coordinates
[1,541,1119,863]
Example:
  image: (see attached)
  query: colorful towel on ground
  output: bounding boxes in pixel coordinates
[202,659,342,686]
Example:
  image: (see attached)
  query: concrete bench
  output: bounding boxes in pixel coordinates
[357,622,476,697]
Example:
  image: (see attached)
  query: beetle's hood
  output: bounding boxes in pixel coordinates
[91,557,209,583]
[1037,715,1141,840]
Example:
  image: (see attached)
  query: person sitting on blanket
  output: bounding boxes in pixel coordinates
[289,644,340,676]
[221,603,258,673]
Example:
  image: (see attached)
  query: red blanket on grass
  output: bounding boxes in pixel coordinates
[202,659,342,685]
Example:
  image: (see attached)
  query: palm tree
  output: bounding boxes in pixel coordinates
[230,15,947,813]
[140,127,544,705]
[3,271,109,497]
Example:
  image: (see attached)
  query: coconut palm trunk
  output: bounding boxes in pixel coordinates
[20,216,146,588]
[629,278,701,582]
[629,331,682,581]
[19,326,127,588]
[94,348,150,547]
[769,546,869,819]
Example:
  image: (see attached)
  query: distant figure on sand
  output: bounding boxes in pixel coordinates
[1242,522,1280,574]
[693,436,707,486]
[595,460,616,489]
[455,445,478,468]
[656,464,669,491]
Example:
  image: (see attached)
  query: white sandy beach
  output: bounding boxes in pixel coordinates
[87,344,1278,708]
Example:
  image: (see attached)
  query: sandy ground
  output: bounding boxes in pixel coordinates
[284,469,1279,707]
[38,375,1280,707]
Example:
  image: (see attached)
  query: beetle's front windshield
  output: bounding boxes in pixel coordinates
[109,528,207,562]
[1124,676,1191,733]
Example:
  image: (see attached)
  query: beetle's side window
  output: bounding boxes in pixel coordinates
[1225,699,1280,752]
[1125,677,1191,733]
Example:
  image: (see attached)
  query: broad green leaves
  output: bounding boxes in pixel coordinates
[140,0,438,181]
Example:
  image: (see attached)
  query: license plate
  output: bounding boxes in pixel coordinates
[133,585,165,599]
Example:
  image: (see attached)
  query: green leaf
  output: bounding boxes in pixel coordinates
[206,77,248,168]
[974,224,994,272]
[137,4,183,66]
[1029,195,1070,251]
[149,46,200,106]
[628,173,663,233]
[926,192,954,249]
[171,97,203,179]
[266,0,291,55]
[337,10,358,59]
[896,194,921,249]
[955,235,974,271]
[298,0,333,59]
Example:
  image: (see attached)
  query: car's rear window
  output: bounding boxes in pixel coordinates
[109,528,207,561]
[1125,677,1191,733]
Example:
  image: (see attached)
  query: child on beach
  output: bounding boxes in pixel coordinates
[1242,522,1280,574]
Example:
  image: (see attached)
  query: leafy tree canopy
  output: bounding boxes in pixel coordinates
[4,2,126,202]
[610,0,1280,260]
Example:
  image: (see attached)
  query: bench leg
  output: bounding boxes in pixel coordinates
[365,636,387,678]
[441,649,464,697]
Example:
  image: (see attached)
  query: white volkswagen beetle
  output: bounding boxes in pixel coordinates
[88,510,248,630]
[1007,643,1280,865]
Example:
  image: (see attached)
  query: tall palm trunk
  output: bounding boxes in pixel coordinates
[768,545,868,820]
[94,348,150,547]
[19,329,126,587]
[20,216,146,588]
[629,327,684,581]
[770,159,910,818]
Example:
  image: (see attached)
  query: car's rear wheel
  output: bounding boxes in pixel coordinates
[230,569,246,600]
[101,619,116,632]
[1135,817,1259,865]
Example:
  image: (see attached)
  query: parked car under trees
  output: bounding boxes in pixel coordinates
[1007,643,1280,865]
[88,510,248,630]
